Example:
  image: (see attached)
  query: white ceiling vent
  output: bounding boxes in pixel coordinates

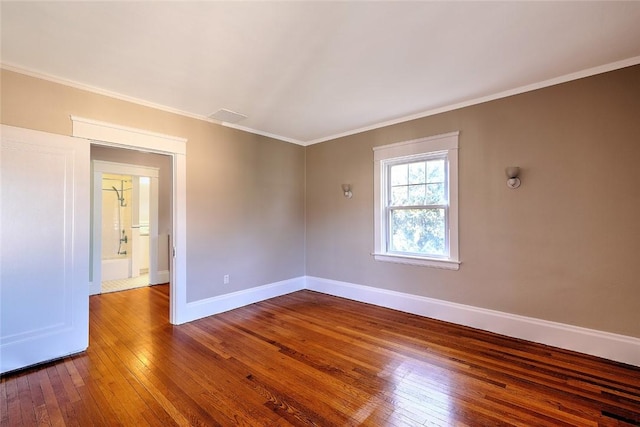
[208,108,248,124]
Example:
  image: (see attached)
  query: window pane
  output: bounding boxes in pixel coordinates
[407,184,426,205]
[389,208,446,256]
[426,183,445,204]
[390,164,408,186]
[390,186,408,206]
[427,159,445,183]
[408,162,426,185]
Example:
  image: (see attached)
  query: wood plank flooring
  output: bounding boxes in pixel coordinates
[2,285,639,426]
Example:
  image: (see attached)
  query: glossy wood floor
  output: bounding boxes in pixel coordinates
[2,285,640,426]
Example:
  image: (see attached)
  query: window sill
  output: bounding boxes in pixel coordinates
[372,253,460,270]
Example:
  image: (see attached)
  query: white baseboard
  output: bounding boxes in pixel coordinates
[305,276,640,367]
[156,270,170,285]
[89,281,101,296]
[178,274,640,366]
[181,277,306,324]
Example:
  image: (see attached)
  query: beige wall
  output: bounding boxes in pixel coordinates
[306,65,640,338]
[3,65,639,338]
[1,69,306,303]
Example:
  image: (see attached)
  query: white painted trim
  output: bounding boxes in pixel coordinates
[161,273,640,366]
[181,277,306,324]
[2,63,301,145]
[1,62,210,129]
[157,270,170,284]
[374,132,459,267]
[372,131,460,157]
[219,122,304,146]
[148,174,160,285]
[171,153,188,324]
[71,117,187,326]
[305,55,640,145]
[89,282,101,296]
[130,177,141,278]
[72,116,186,154]
[92,160,160,178]
[372,253,460,270]
[5,57,640,147]
[305,276,640,367]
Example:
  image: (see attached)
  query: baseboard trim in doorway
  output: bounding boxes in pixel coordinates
[89,281,101,296]
[156,270,170,284]
[182,276,306,324]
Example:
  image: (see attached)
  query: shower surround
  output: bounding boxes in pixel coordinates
[102,174,132,281]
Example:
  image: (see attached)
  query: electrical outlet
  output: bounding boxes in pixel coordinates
[223,274,229,285]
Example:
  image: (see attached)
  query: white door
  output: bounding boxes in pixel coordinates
[1,125,90,374]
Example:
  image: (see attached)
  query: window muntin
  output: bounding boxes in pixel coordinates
[373,131,459,270]
[389,158,446,206]
[385,155,449,258]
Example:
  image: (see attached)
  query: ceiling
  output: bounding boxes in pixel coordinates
[2,2,640,146]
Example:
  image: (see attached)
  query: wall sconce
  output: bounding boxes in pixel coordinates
[505,166,521,189]
[342,184,353,198]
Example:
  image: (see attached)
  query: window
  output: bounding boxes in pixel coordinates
[373,132,459,270]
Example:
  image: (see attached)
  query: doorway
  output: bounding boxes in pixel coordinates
[72,115,187,325]
[98,171,156,293]
[91,159,161,295]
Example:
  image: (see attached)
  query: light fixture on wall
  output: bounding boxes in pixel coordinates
[505,166,521,189]
[342,184,353,198]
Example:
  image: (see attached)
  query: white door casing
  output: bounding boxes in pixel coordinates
[1,125,90,374]
[70,116,187,325]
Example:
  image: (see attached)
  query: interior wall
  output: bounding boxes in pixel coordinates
[305,65,640,338]
[0,69,306,303]
[3,65,639,339]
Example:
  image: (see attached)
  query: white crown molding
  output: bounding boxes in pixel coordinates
[1,63,213,124]
[1,62,299,145]
[305,276,640,367]
[221,122,304,146]
[5,57,640,147]
[305,55,640,145]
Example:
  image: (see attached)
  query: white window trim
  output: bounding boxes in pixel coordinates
[373,131,460,270]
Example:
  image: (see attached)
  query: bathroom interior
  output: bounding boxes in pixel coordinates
[101,173,151,293]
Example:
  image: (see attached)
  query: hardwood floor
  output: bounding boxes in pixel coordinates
[2,285,639,426]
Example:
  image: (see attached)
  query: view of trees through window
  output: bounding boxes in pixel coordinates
[387,157,447,256]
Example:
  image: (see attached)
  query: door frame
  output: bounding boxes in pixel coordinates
[71,116,188,325]
[91,161,160,295]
